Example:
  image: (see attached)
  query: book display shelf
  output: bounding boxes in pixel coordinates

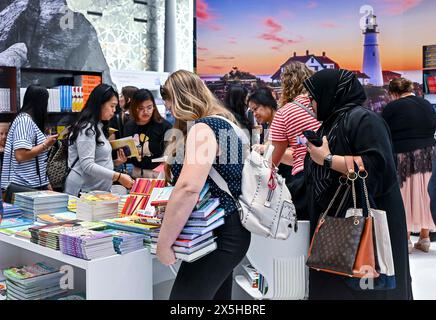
[0,66,102,127]
[0,232,153,300]
[423,45,436,106]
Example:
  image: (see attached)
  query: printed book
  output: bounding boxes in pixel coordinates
[109,137,140,159]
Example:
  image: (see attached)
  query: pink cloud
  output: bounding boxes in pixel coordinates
[208,66,225,70]
[228,37,237,44]
[259,33,303,45]
[271,46,281,51]
[264,18,283,33]
[198,47,208,51]
[307,1,318,9]
[196,0,213,21]
[209,24,223,31]
[382,0,423,15]
[214,56,235,60]
[319,21,339,29]
[197,58,206,62]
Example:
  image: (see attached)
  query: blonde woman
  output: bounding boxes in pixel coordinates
[270,61,321,219]
[156,70,250,300]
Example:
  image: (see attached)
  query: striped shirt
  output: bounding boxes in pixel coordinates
[1,113,49,189]
[270,95,321,175]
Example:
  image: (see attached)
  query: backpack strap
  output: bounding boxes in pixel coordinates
[292,100,316,118]
[208,166,243,215]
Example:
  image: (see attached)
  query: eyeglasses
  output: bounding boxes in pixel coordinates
[160,85,169,100]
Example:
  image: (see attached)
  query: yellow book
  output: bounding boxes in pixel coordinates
[109,137,140,159]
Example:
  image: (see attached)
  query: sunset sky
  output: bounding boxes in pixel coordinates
[196,0,436,76]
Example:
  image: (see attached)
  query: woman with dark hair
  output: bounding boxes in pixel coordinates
[224,85,251,139]
[65,84,134,196]
[109,86,138,139]
[121,89,172,178]
[1,85,58,190]
[304,69,412,299]
[382,77,436,253]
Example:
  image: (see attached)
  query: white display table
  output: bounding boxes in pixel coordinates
[0,233,153,300]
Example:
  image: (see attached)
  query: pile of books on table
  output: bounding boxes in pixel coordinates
[13,191,69,220]
[102,217,157,248]
[36,211,77,224]
[76,192,119,221]
[101,229,146,254]
[0,216,34,230]
[2,203,23,218]
[59,228,116,260]
[147,184,224,262]
[2,262,66,300]
[120,178,166,216]
[29,220,106,251]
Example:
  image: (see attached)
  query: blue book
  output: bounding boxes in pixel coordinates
[182,218,225,235]
[0,217,34,229]
[190,198,220,218]
[186,208,225,227]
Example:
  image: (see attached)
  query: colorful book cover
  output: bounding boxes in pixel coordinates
[190,198,220,218]
[182,218,225,235]
[3,262,58,281]
[0,217,34,229]
[186,208,225,227]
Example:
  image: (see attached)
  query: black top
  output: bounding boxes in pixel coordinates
[109,106,130,139]
[123,119,172,170]
[305,106,412,300]
[382,96,436,153]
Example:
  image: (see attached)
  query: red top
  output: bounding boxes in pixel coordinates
[270,95,321,175]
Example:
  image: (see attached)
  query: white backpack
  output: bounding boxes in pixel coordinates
[208,116,298,240]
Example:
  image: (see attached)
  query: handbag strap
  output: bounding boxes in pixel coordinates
[292,100,316,118]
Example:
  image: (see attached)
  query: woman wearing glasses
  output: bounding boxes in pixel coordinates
[120,89,172,178]
[65,84,134,196]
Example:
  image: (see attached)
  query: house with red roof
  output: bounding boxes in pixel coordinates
[271,51,340,81]
[352,70,370,85]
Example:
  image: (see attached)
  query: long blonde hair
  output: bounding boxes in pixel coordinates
[163,70,235,181]
[279,61,314,107]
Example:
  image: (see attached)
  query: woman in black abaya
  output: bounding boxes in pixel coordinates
[303,69,413,300]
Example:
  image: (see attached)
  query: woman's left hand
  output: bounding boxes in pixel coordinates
[114,149,128,166]
[156,244,176,266]
[252,144,266,154]
[307,136,331,166]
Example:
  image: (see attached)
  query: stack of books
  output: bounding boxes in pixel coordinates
[242,264,259,289]
[59,229,116,260]
[118,195,129,216]
[101,229,146,254]
[102,217,158,248]
[29,221,106,251]
[68,196,78,213]
[0,274,6,301]
[2,262,66,300]
[13,191,69,220]
[76,193,119,221]
[0,222,45,239]
[120,179,166,216]
[147,184,224,262]
[2,203,23,218]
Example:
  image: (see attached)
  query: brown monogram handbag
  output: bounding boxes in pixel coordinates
[306,156,379,278]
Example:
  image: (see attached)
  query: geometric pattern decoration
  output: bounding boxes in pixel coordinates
[176,0,194,71]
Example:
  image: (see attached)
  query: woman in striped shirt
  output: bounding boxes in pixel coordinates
[1,85,58,191]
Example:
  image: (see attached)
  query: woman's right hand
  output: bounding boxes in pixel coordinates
[44,134,58,148]
[118,173,134,189]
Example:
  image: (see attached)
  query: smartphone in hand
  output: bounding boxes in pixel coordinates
[302,130,323,147]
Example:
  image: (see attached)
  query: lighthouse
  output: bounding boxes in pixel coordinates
[362,12,383,86]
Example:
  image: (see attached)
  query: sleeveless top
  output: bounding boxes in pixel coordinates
[171,117,244,216]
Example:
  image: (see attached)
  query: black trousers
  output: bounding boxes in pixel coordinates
[170,213,251,300]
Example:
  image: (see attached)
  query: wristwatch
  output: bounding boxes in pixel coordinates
[324,154,333,169]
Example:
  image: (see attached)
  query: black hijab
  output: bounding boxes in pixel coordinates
[304,69,367,123]
[303,69,367,201]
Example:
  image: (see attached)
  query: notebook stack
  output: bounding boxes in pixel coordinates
[3,262,66,300]
[148,184,223,262]
[59,228,116,260]
[76,193,119,221]
[0,216,34,230]
[14,191,69,220]
[2,203,23,218]
[102,217,157,248]
[120,179,166,216]
[101,229,146,254]
[29,221,106,251]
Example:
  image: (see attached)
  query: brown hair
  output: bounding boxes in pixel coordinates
[121,86,139,111]
[388,77,414,95]
[130,89,163,123]
[162,70,236,182]
[279,61,314,107]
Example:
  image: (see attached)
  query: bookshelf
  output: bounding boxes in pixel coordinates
[423,45,436,106]
[0,66,103,126]
[0,232,153,300]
